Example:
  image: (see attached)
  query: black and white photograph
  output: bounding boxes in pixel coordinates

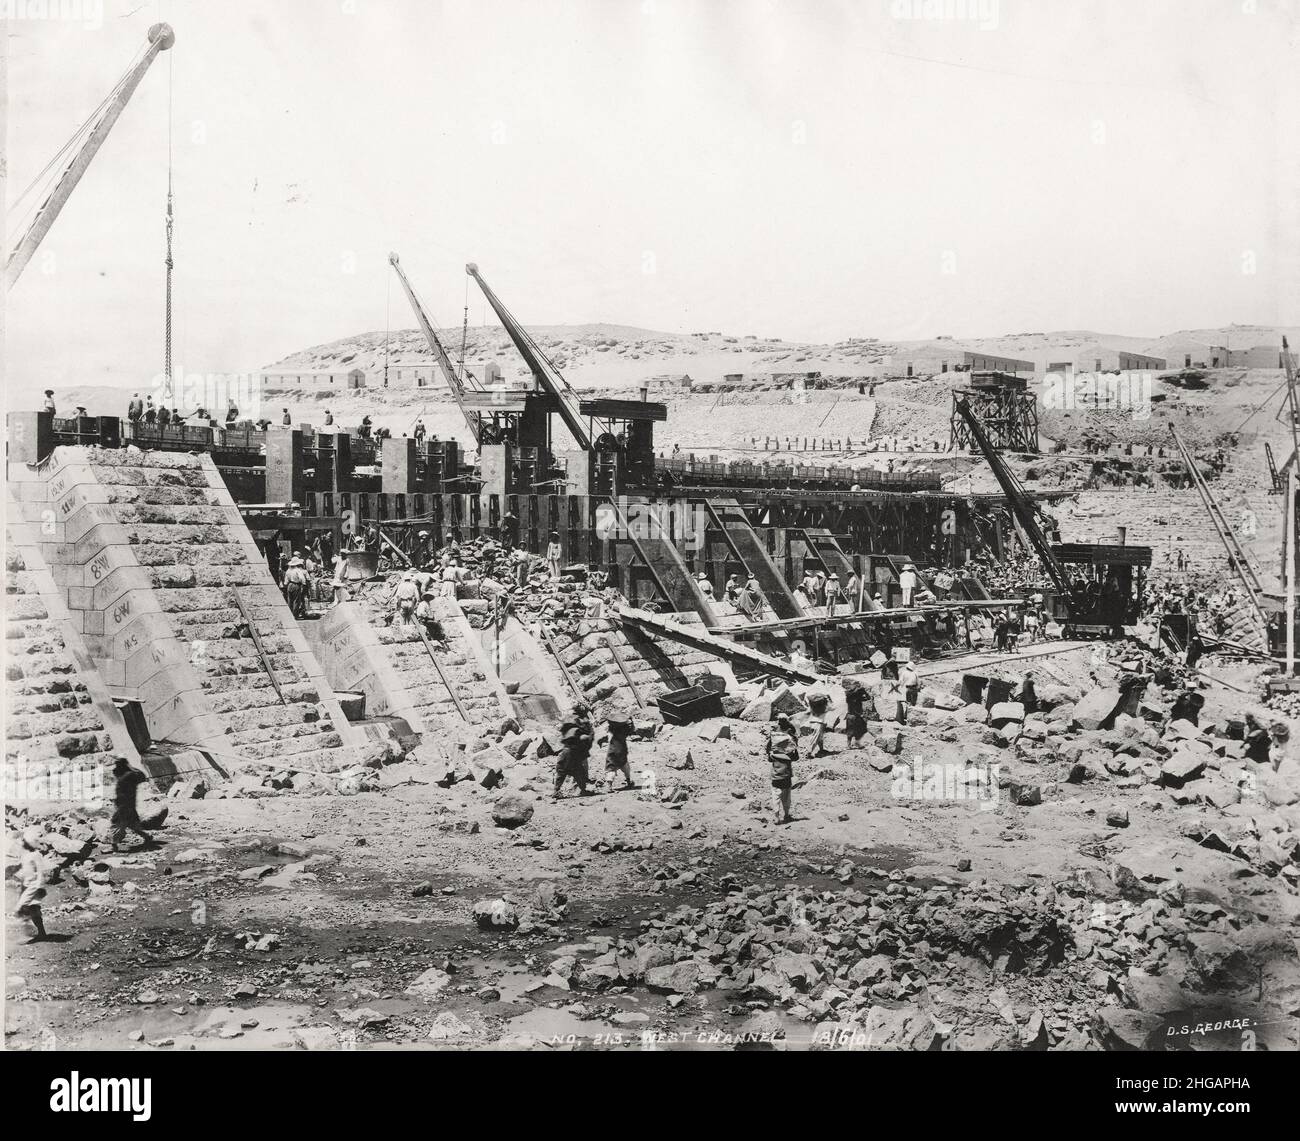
[2,0,1297,1120]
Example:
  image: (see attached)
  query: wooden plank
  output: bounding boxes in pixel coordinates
[230,586,288,706]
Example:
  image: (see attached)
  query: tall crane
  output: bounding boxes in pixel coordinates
[6,23,175,289]
[388,252,481,445]
[953,398,1074,600]
[465,262,593,450]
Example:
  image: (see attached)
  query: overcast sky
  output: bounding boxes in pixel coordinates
[5,0,1297,399]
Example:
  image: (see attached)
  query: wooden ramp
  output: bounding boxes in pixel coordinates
[617,607,819,685]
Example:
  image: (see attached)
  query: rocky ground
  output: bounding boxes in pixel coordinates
[7,639,1299,1052]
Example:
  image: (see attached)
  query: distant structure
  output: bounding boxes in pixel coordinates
[263,366,367,390]
[950,370,1039,454]
[961,351,1035,376]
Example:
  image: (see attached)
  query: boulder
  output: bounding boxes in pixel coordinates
[1095,1007,1165,1050]
[740,694,773,722]
[861,1004,942,1050]
[988,701,1026,727]
[1072,687,1121,732]
[491,794,534,830]
[1160,752,1207,787]
[644,962,702,994]
[472,898,520,931]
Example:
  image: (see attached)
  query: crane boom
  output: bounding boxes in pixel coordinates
[465,262,591,450]
[954,398,1074,599]
[7,23,175,290]
[388,252,480,445]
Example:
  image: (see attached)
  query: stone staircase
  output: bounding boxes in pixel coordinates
[364,592,513,730]
[3,524,138,795]
[548,613,723,721]
[7,447,364,775]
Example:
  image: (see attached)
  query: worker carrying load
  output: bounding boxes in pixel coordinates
[554,704,595,799]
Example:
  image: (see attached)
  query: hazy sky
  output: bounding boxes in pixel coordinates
[5,0,1297,399]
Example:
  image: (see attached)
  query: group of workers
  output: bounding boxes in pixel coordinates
[551,703,637,799]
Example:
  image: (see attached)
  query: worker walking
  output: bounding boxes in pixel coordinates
[554,704,595,799]
[413,417,427,443]
[899,658,920,706]
[604,716,636,790]
[806,692,831,757]
[843,679,868,749]
[14,834,48,940]
[108,757,161,852]
[283,555,310,618]
[766,714,799,824]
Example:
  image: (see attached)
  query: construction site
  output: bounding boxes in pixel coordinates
[5,9,1299,1067]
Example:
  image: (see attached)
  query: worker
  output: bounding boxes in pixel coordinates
[331,551,349,604]
[546,530,562,580]
[127,392,144,424]
[899,658,920,706]
[845,570,862,611]
[725,573,743,604]
[499,510,519,549]
[798,569,818,607]
[281,407,292,426]
[766,714,799,824]
[806,692,831,757]
[695,572,715,601]
[415,529,433,566]
[735,574,764,621]
[412,561,436,597]
[108,756,159,852]
[825,572,845,616]
[157,404,172,428]
[324,409,334,426]
[14,834,48,940]
[843,679,868,749]
[42,389,56,416]
[393,571,420,625]
[144,395,156,425]
[554,704,595,799]
[415,590,442,640]
[226,403,239,424]
[604,716,636,791]
[413,417,427,443]
[899,563,918,607]
[513,546,532,589]
[283,556,310,618]
[440,558,460,597]
[359,414,373,439]
[1169,689,1204,727]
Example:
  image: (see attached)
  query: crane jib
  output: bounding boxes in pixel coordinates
[465,263,592,451]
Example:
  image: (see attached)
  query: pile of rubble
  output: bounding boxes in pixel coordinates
[507,855,1294,1049]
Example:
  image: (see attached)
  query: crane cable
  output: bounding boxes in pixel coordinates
[163,46,175,402]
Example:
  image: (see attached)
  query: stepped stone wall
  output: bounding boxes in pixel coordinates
[7,447,365,774]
